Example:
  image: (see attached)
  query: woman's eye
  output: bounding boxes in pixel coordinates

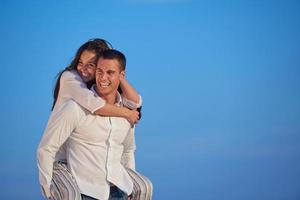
[88,63,96,68]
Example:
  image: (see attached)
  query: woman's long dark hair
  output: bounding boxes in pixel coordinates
[51,39,112,110]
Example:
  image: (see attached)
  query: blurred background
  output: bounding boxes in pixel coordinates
[0,0,299,199]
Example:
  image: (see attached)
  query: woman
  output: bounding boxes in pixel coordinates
[52,38,141,126]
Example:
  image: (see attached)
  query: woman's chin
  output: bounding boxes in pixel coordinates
[81,76,93,83]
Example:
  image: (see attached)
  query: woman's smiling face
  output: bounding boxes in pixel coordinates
[77,50,97,82]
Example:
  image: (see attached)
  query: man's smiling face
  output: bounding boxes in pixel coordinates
[95,57,124,97]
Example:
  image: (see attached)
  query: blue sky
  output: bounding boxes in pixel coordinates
[1,0,300,199]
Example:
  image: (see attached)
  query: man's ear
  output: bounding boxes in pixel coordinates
[120,70,125,79]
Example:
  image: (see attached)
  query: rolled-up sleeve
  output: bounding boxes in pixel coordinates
[122,95,142,110]
[36,100,83,198]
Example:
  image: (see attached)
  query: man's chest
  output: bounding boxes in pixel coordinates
[72,114,131,144]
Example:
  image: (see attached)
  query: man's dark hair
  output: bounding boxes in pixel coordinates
[99,49,126,71]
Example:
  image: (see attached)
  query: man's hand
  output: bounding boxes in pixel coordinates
[125,108,139,127]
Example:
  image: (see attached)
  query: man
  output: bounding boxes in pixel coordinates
[37,49,150,200]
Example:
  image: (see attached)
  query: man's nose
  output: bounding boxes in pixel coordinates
[99,73,107,79]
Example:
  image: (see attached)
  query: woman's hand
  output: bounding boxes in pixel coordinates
[125,108,140,127]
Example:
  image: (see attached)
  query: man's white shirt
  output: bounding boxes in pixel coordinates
[37,86,136,200]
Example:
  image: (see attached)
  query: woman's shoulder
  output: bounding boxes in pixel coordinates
[61,70,78,78]
[61,70,81,81]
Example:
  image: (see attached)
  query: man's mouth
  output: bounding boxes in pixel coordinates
[99,82,110,88]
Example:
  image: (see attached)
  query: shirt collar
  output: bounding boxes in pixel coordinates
[91,85,122,106]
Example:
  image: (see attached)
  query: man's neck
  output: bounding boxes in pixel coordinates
[96,89,118,105]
